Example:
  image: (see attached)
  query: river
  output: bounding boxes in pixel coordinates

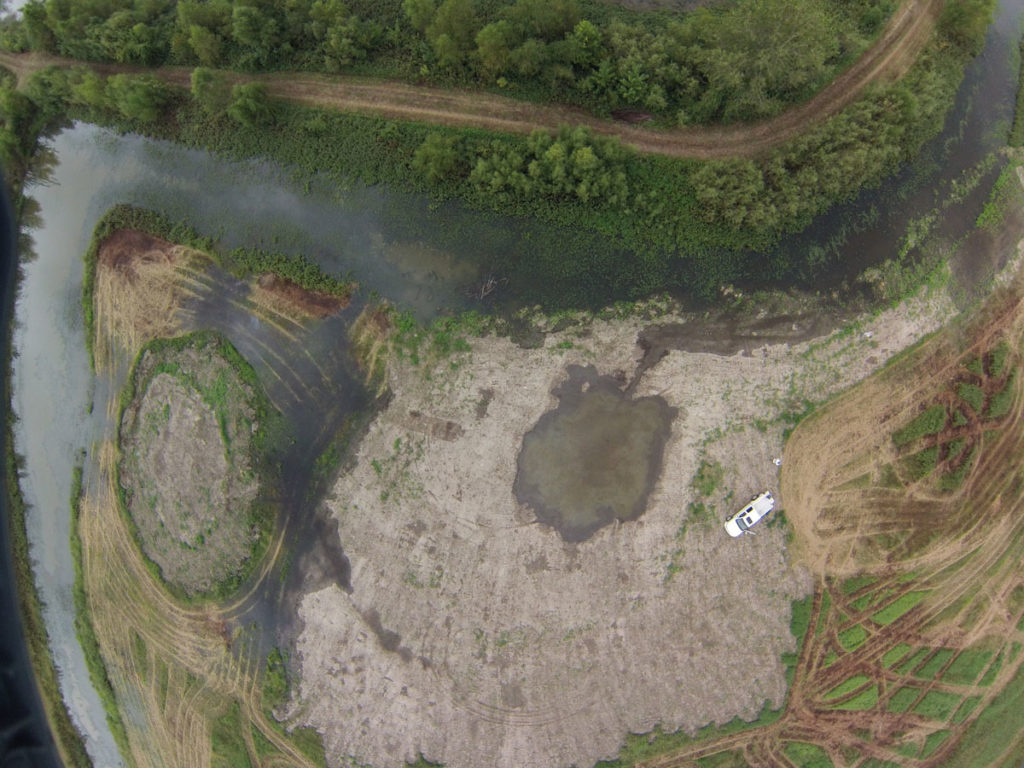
[7,0,1024,762]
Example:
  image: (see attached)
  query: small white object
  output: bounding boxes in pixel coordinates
[863,331,874,339]
[724,492,774,537]
[773,457,782,466]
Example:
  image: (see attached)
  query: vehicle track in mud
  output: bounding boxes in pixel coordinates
[0,0,940,159]
[633,260,1024,767]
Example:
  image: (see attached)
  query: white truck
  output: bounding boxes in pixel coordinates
[724,491,774,537]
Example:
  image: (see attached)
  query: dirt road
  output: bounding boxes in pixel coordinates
[0,0,940,158]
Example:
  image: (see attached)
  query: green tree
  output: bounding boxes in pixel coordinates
[190,66,230,116]
[475,21,513,79]
[227,81,272,126]
[187,23,223,65]
[231,4,280,68]
[426,0,478,67]
[701,0,839,120]
[412,132,463,182]
[69,69,109,111]
[105,74,170,123]
[403,0,436,34]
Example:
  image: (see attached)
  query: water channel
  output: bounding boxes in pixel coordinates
[6,0,1024,762]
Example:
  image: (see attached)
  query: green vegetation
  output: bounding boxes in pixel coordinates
[916,648,955,679]
[871,591,928,626]
[12,0,898,124]
[957,381,985,413]
[892,404,947,446]
[70,459,133,759]
[985,373,1015,419]
[692,458,724,498]
[950,695,979,724]
[833,684,879,711]
[823,675,869,700]
[913,690,961,721]
[942,647,994,685]
[0,0,992,308]
[898,446,940,482]
[887,686,921,713]
[988,341,1011,377]
[978,647,1004,686]
[943,655,1024,768]
[840,574,877,595]
[783,741,833,768]
[1010,39,1024,147]
[594,699,783,768]
[210,702,253,768]
[263,648,289,710]
[837,624,868,652]
[920,730,950,758]
[881,642,913,668]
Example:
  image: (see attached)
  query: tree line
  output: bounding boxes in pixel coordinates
[0,0,999,306]
[6,0,897,123]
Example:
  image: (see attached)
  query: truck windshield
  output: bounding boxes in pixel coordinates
[736,517,748,530]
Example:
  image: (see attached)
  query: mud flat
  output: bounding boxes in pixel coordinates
[291,252,985,768]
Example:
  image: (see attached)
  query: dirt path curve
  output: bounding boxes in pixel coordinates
[0,0,940,159]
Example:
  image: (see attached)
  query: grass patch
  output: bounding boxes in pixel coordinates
[978,648,1004,686]
[833,684,879,711]
[878,463,902,488]
[892,405,947,446]
[815,591,831,636]
[1011,38,1024,147]
[942,648,994,686]
[824,675,871,701]
[950,695,980,724]
[912,690,962,721]
[942,651,1024,768]
[210,701,253,768]
[956,381,986,413]
[985,373,1016,420]
[916,648,955,679]
[838,624,869,652]
[696,751,750,768]
[594,699,782,768]
[693,459,724,498]
[840,574,878,595]
[896,647,931,675]
[987,341,1012,377]
[898,446,940,482]
[940,446,976,491]
[70,462,133,760]
[887,686,921,713]
[782,741,833,768]
[881,643,913,668]
[920,730,950,759]
[871,591,928,626]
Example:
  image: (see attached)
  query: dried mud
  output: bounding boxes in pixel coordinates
[292,270,968,768]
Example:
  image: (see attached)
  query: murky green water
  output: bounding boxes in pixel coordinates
[514,366,675,541]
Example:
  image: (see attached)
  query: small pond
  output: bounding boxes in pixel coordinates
[514,365,676,541]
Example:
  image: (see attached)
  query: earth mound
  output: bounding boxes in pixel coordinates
[118,332,270,597]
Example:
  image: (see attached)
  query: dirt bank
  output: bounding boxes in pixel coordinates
[291,257,972,768]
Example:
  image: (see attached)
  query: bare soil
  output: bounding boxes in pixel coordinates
[119,339,260,596]
[290,251,976,768]
[0,0,939,159]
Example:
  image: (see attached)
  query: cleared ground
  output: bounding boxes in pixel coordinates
[622,220,1024,766]
[0,0,940,159]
